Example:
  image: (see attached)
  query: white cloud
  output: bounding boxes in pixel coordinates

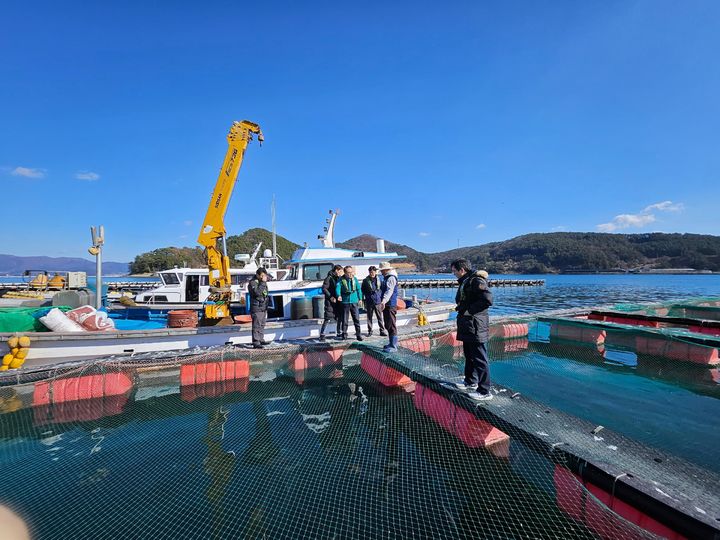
[183,220,193,226]
[643,201,684,213]
[551,225,567,232]
[597,200,683,233]
[75,171,100,181]
[179,234,189,239]
[11,166,45,178]
[475,224,486,230]
[418,232,430,237]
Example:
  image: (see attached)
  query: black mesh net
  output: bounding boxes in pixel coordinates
[1,299,719,539]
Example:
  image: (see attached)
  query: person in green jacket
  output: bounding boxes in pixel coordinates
[335,265,364,341]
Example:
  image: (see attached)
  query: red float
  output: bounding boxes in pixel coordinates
[360,353,412,387]
[413,383,509,451]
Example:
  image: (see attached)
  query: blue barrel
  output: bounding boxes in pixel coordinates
[291,297,313,320]
[312,295,325,318]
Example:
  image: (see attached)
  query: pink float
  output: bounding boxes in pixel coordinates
[360,353,412,387]
[414,383,509,451]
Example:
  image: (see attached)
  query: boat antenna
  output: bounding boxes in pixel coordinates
[319,209,339,248]
[271,194,277,257]
[250,242,263,262]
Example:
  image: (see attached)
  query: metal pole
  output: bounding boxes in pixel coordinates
[272,194,277,256]
[96,243,102,309]
[90,224,104,309]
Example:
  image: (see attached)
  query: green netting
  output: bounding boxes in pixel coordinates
[2,317,718,539]
[0,306,71,333]
[611,296,720,316]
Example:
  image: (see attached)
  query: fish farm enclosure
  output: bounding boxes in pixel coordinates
[1,297,720,539]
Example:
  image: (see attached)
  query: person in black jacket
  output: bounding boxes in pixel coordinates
[248,268,270,349]
[319,265,344,340]
[361,266,386,337]
[451,258,493,399]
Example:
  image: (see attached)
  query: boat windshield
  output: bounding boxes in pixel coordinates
[160,272,180,285]
[302,263,333,281]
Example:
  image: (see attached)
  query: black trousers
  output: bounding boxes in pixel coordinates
[366,302,385,333]
[320,302,342,337]
[251,311,267,345]
[383,306,397,338]
[340,303,362,338]
[462,341,490,394]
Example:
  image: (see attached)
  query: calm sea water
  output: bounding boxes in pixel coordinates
[405,273,720,316]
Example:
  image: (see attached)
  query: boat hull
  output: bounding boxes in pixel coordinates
[1,302,454,368]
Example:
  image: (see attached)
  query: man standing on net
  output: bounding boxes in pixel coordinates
[451,259,493,400]
[362,265,386,337]
[336,265,364,341]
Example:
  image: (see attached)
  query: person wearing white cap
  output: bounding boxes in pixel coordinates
[378,262,399,351]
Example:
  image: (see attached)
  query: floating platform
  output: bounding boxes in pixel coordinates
[540,315,720,366]
[101,277,547,296]
[356,344,720,540]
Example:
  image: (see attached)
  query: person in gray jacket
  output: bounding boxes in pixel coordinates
[451,259,493,400]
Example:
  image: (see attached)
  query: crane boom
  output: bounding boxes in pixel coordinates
[199,120,263,324]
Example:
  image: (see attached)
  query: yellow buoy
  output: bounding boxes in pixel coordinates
[2,354,13,366]
[18,336,30,348]
[10,348,19,356]
[30,274,49,289]
[9,357,24,369]
[15,348,28,360]
[7,337,19,349]
[0,366,8,371]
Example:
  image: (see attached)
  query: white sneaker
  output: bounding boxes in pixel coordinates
[471,392,493,401]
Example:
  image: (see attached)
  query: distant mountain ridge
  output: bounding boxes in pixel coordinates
[0,254,129,276]
[339,232,720,273]
[17,230,717,277]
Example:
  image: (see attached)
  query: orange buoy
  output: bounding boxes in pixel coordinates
[167,310,198,328]
[48,274,67,289]
[233,314,252,324]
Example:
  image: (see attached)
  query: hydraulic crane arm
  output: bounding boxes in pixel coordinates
[198,120,263,323]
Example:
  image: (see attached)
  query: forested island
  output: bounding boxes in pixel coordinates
[126,230,720,275]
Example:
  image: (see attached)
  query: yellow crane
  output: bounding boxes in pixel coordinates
[198,120,264,325]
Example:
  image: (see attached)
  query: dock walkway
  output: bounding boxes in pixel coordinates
[97,277,546,294]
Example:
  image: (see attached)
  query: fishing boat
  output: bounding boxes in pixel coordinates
[112,211,411,319]
[125,242,285,305]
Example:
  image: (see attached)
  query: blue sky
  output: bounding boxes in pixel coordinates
[1,1,718,262]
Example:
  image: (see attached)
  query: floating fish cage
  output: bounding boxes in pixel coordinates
[1,300,719,539]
